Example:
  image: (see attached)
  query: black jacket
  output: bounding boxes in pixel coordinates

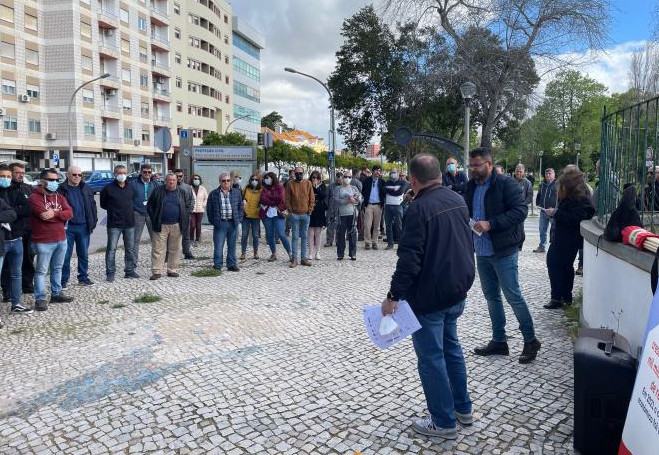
[100,181,135,228]
[58,181,98,233]
[442,171,468,195]
[552,198,595,248]
[0,183,30,239]
[536,179,558,209]
[389,184,475,315]
[310,183,327,227]
[361,176,386,207]
[8,181,32,234]
[465,172,528,257]
[147,185,190,234]
[0,197,17,254]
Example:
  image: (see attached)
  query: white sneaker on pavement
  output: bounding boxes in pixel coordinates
[411,416,458,439]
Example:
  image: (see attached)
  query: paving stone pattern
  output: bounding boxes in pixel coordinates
[0,224,577,454]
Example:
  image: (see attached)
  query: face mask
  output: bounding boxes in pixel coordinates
[390,173,399,180]
[235,178,241,184]
[193,179,200,186]
[46,181,59,192]
[379,315,400,337]
[116,174,127,183]
[447,163,457,173]
[264,178,272,186]
[295,172,303,181]
[0,178,10,188]
[251,179,258,187]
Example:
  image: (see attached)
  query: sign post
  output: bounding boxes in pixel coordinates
[263,131,273,172]
[154,127,172,175]
[179,128,193,178]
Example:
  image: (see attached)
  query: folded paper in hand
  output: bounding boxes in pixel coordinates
[469,218,482,236]
[1,223,10,232]
[362,301,421,349]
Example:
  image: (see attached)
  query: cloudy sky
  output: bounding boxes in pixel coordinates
[232,0,657,147]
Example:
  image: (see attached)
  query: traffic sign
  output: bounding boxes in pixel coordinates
[264,131,274,148]
[53,153,59,164]
[155,127,172,152]
[180,129,188,139]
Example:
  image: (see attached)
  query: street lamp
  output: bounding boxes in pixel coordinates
[68,73,110,168]
[460,81,477,178]
[285,67,336,183]
[538,150,544,177]
[574,141,581,167]
[224,114,251,134]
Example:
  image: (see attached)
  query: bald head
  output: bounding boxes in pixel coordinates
[410,154,441,184]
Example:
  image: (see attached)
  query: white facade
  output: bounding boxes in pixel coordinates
[230,17,263,142]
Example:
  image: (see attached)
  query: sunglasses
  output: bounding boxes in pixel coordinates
[70,173,82,177]
[44,178,58,182]
[221,179,231,182]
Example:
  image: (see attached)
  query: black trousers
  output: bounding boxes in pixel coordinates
[2,233,34,296]
[336,215,356,259]
[547,240,580,303]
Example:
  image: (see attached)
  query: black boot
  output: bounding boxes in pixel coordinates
[519,339,541,364]
[543,299,564,309]
[474,340,509,356]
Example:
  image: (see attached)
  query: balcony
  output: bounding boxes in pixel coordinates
[99,76,120,88]
[151,60,171,77]
[150,7,169,26]
[150,33,170,51]
[152,87,171,100]
[97,7,119,27]
[98,40,119,58]
[102,135,122,145]
[101,104,120,118]
[153,114,172,124]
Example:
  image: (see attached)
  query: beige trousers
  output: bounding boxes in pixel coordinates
[363,204,383,245]
[151,223,182,275]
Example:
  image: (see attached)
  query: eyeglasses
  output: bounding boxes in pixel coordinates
[221,179,231,182]
[142,171,152,174]
[70,173,82,177]
[469,161,490,169]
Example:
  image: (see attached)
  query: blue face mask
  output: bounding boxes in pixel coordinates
[46,181,59,192]
[0,178,10,188]
[447,163,457,173]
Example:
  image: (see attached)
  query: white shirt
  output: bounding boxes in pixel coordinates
[368,178,380,204]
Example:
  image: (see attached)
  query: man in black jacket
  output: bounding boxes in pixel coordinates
[384,169,408,250]
[465,147,541,364]
[361,164,386,249]
[0,164,29,314]
[147,173,189,280]
[534,168,557,253]
[59,166,98,288]
[383,154,474,440]
[100,165,138,281]
[7,163,34,294]
[442,156,468,195]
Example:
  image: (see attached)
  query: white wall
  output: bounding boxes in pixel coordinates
[583,241,652,356]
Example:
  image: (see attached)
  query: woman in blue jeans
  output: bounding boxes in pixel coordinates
[259,172,291,263]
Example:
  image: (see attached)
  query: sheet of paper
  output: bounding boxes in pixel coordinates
[100,215,107,227]
[469,218,483,236]
[266,206,278,218]
[1,222,10,232]
[362,300,421,349]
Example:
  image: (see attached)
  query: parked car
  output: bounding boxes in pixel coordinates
[81,170,115,193]
[26,171,66,187]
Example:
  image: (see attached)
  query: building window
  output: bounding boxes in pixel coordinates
[122,68,131,82]
[28,119,41,133]
[26,84,39,99]
[82,54,93,71]
[189,36,200,48]
[175,53,181,64]
[123,128,133,139]
[82,89,94,103]
[176,102,182,112]
[1,79,16,95]
[234,104,260,124]
[174,27,180,39]
[175,77,182,88]
[188,14,199,25]
[25,14,37,31]
[234,81,260,103]
[233,57,260,82]
[25,48,38,66]
[80,21,92,38]
[121,38,130,54]
[174,3,180,14]
[122,98,132,112]
[3,115,17,131]
[142,130,150,141]
[138,17,147,31]
[84,121,95,135]
[141,102,149,115]
[224,14,228,24]
[120,8,129,23]
[139,46,148,61]
[0,5,14,23]
[233,34,260,60]
[140,74,148,87]
[1,41,15,59]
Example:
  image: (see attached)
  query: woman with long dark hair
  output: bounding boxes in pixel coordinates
[190,174,208,245]
[259,172,292,263]
[544,166,595,309]
[308,170,327,260]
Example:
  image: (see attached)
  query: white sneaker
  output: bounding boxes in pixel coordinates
[315,252,321,260]
[411,416,458,439]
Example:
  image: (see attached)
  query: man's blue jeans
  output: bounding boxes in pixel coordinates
[290,214,310,261]
[412,301,471,429]
[62,223,90,285]
[33,240,67,301]
[106,227,136,277]
[384,204,403,246]
[213,220,237,269]
[539,211,552,248]
[263,217,291,255]
[3,238,20,306]
[477,252,536,343]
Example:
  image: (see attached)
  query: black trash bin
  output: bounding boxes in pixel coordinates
[574,336,637,455]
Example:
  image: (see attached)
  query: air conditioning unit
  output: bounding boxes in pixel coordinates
[0,108,4,116]
[45,132,57,140]
[18,94,30,103]
[133,139,141,146]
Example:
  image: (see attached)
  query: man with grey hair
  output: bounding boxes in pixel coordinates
[206,172,243,271]
[100,165,138,282]
[514,164,533,251]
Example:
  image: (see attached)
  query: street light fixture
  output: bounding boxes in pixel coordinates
[538,150,544,177]
[574,141,581,167]
[460,81,477,178]
[68,73,111,168]
[224,114,251,135]
[285,67,336,183]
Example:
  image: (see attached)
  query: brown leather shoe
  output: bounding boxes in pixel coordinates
[254,252,260,260]
[239,253,246,261]
[289,261,298,268]
[301,259,312,266]
[150,274,161,280]
[167,272,179,278]
[267,253,277,262]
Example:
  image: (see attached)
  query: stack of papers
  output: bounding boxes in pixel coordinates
[362,301,421,349]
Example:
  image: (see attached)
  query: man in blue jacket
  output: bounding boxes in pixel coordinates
[206,172,243,271]
[465,147,541,364]
[129,164,159,264]
[382,154,475,440]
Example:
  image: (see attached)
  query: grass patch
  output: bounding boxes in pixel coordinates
[563,290,582,340]
[191,268,222,277]
[111,303,126,309]
[9,327,26,335]
[133,294,161,303]
[95,246,107,253]
[97,300,109,305]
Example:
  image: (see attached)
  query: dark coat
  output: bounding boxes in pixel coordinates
[465,172,528,258]
[389,184,475,315]
[536,179,558,208]
[361,176,386,207]
[442,171,468,195]
[8,181,32,234]
[58,181,98,233]
[147,185,190,234]
[0,197,17,254]
[0,183,31,239]
[206,187,244,227]
[310,183,328,227]
[551,197,595,248]
[100,181,135,228]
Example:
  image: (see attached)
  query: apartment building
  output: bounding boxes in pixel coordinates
[170,0,233,157]
[231,16,263,142]
[0,0,174,172]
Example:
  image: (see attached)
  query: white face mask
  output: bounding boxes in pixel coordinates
[379,315,400,336]
[116,174,127,183]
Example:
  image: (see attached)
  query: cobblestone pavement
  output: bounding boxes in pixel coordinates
[0,224,577,454]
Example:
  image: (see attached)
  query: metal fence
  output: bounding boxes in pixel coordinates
[599,95,659,232]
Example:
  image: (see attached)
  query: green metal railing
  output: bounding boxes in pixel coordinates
[599,95,659,232]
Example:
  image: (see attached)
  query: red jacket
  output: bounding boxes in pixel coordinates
[259,184,286,219]
[29,186,73,243]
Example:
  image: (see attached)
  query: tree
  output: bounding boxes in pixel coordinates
[202,132,254,146]
[383,0,612,148]
[261,111,285,130]
[628,43,659,102]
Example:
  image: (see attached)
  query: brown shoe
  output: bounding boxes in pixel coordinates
[301,259,312,266]
[150,274,161,280]
[167,272,179,278]
[268,253,277,262]
[289,261,298,268]
[239,253,246,261]
[254,252,260,260]
[365,243,371,250]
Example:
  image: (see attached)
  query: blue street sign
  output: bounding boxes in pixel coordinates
[53,153,59,163]
[180,130,188,139]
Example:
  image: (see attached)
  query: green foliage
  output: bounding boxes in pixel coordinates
[202,132,254,146]
[191,269,223,277]
[133,294,161,303]
[261,111,284,130]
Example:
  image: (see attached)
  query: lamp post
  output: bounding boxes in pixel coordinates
[460,81,476,178]
[574,141,581,167]
[538,150,544,177]
[224,114,251,135]
[68,73,110,168]
[285,67,336,183]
